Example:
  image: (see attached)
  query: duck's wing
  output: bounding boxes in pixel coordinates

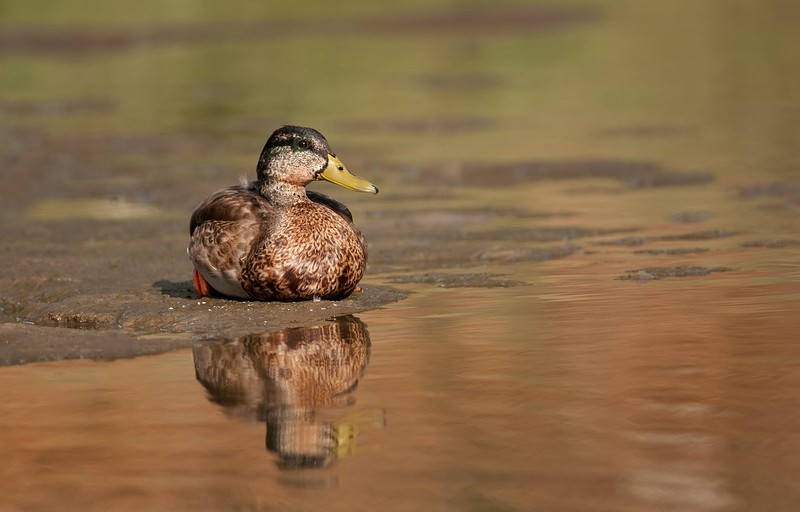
[189,184,352,234]
[189,183,273,235]
[189,184,274,298]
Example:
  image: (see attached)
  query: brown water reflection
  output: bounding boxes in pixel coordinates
[193,315,377,469]
[1,269,797,510]
[353,259,800,511]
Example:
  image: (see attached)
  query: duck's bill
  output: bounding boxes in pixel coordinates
[318,155,379,194]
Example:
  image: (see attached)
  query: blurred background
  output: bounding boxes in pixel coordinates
[3,0,798,184]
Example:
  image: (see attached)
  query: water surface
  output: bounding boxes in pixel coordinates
[1,1,799,511]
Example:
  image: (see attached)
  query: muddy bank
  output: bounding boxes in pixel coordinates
[0,189,407,362]
[2,116,795,365]
[0,323,192,366]
[5,282,405,340]
[0,283,402,366]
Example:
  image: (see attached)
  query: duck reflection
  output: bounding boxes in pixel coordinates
[193,315,373,469]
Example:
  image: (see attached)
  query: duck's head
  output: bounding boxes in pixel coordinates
[256,125,378,194]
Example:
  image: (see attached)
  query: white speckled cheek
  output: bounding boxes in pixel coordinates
[266,146,327,185]
[267,147,294,176]
[302,150,325,169]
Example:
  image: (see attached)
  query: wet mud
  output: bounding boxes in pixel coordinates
[387,272,529,288]
[593,229,739,247]
[735,181,800,209]
[740,238,800,249]
[3,136,788,358]
[633,247,710,255]
[0,323,193,366]
[3,120,795,365]
[618,266,734,282]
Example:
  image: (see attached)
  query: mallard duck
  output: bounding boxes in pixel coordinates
[188,125,378,301]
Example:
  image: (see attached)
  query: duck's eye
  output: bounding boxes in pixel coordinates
[297,139,310,150]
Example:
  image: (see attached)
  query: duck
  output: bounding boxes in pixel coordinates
[188,125,378,301]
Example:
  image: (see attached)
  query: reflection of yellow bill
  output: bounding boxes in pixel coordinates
[332,423,359,457]
[331,408,387,457]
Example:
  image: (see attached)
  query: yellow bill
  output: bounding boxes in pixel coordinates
[318,155,379,194]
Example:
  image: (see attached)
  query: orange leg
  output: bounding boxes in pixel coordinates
[192,268,212,297]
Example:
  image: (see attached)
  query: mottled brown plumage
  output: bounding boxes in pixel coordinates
[188,126,378,301]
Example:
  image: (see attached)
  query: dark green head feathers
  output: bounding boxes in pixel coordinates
[258,125,333,171]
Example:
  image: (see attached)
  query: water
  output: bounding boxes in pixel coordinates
[1,1,799,511]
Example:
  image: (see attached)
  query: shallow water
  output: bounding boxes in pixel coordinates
[1,0,799,511]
